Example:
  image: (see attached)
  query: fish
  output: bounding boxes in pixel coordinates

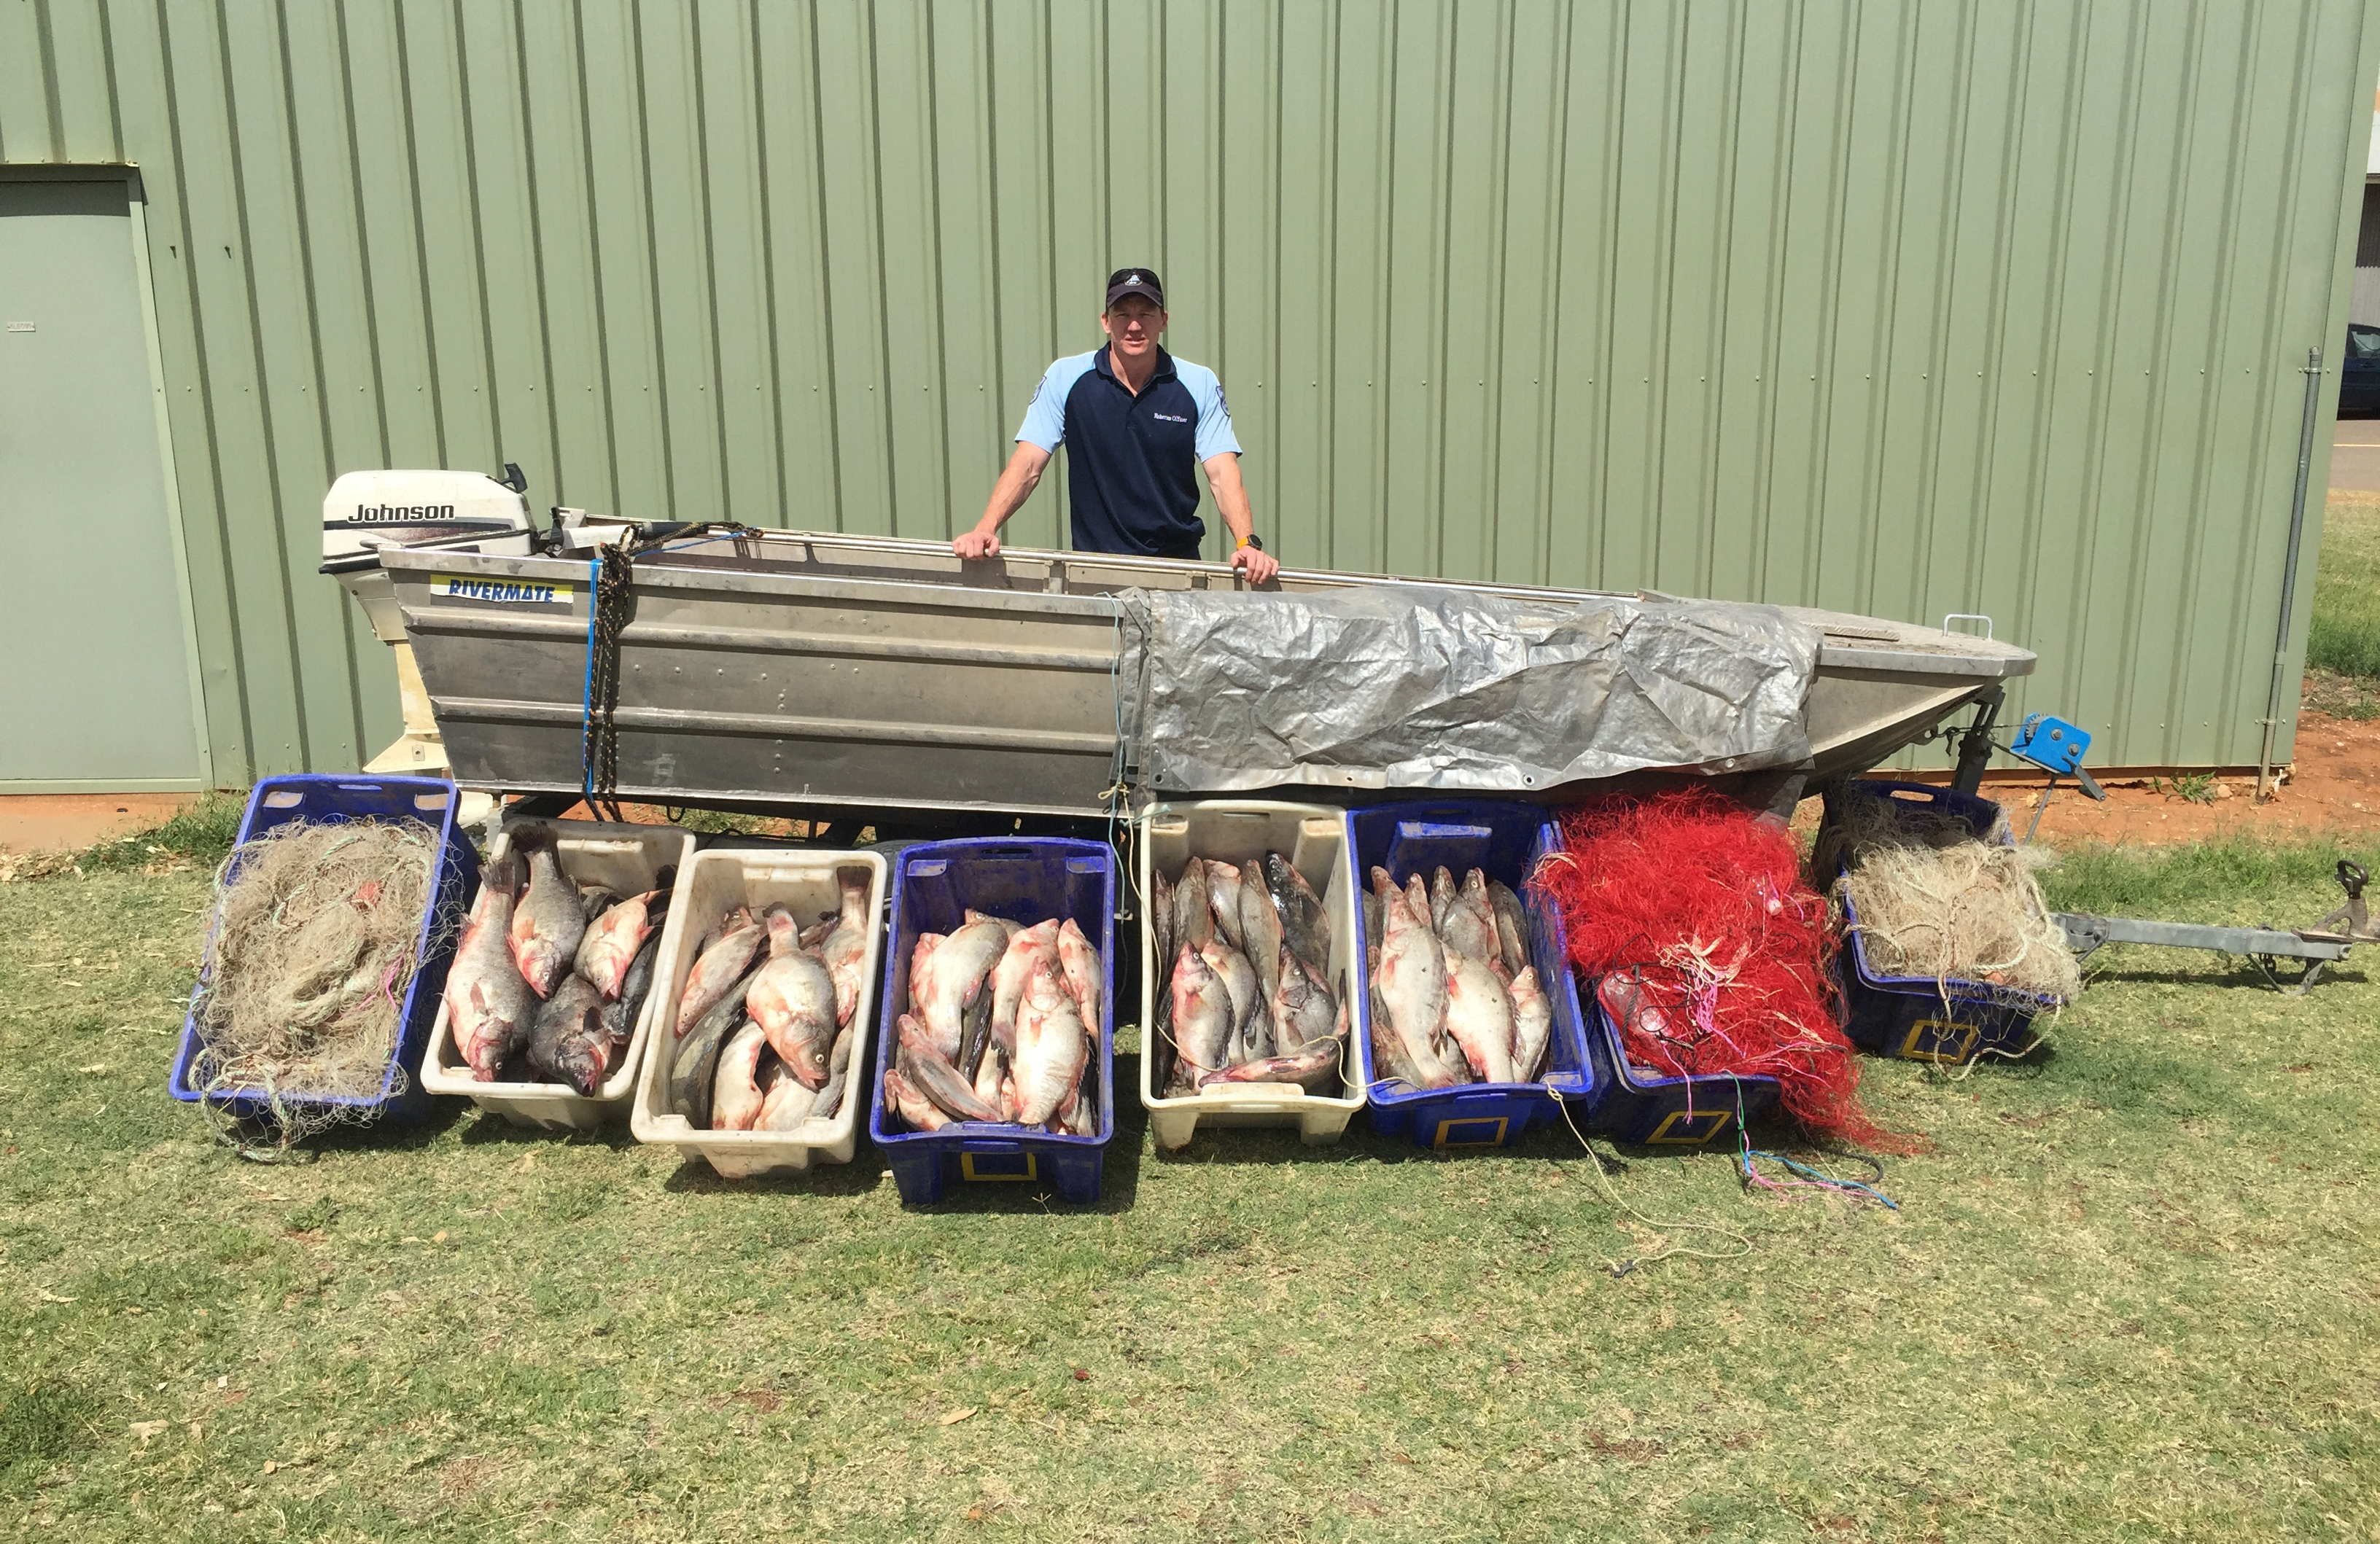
[1366,946,1420,1087]
[972,1032,1006,1115]
[1508,966,1552,1081]
[1488,880,1531,980]
[756,1059,816,1129]
[694,906,754,962]
[967,908,1023,942]
[599,932,662,1050]
[817,866,873,1026]
[675,915,766,1036]
[575,865,675,999]
[1056,1088,1097,1137]
[1199,1036,1342,1094]
[987,919,1061,1061]
[909,932,944,997]
[1442,948,1517,1083]
[1269,946,1337,1054]
[507,831,588,999]
[1056,919,1104,1040]
[1237,862,1285,1010]
[746,907,839,1088]
[957,960,1000,1081]
[1266,853,1331,976]
[897,1014,1003,1123]
[914,916,1008,1061]
[1149,870,1177,1094]
[1205,861,1245,950]
[1012,961,1089,1126]
[710,1021,769,1130]
[1404,873,1432,944]
[1172,858,1214,952]
[1361,884,1382,956]
[809,1026,854,1122]
[1428,867,1457,934]
[1439,868,1501,968]
[524,974,611,1096]
[1372,867,1455,1087]
[884,1067,949,1132]
[1199,938,1262,1062]
[668,966,755,1127]
[1167,943,1234,1077]
[446,852,538,1081]
[578,885,619,922]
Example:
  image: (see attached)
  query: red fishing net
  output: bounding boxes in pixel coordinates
[1533,787,1922,1154]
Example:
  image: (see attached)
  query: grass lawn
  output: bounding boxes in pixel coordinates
[2311,493,2380,682]
[3,839,2377,1542]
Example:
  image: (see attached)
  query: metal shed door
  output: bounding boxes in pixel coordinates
[0,179,201,787]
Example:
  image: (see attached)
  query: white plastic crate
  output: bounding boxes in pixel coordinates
[420,817,694,1129]
[1136,800,1366,1150]
[629,846,887,1178]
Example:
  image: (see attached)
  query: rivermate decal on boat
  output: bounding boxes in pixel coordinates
[432,574,574,604]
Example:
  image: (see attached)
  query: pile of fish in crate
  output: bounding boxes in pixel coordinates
[173,776,2072,1200]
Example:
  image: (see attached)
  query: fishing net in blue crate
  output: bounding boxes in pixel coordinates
[1815,792,2080,1010]
[187,818,459,1155]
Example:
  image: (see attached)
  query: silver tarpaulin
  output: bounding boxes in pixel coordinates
[1120,585,1822,794]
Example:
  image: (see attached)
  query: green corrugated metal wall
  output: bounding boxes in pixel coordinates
[4,0,2377,780]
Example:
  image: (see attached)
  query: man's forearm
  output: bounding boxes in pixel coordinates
[973,461,1041,535]
[1205,456,1256,545]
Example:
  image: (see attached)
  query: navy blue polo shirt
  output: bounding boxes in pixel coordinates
[1015,346,1242,555]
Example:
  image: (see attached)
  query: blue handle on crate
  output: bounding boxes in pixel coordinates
[958,1136,1024,1155]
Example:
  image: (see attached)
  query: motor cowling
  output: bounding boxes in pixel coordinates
[321,469,535,570]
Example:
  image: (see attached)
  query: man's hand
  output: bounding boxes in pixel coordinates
[1231,542,1279,585]
[952,529,1002,561]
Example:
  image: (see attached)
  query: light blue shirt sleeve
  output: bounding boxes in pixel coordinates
[1178,361,1242,461]
[1016,352,1097,452]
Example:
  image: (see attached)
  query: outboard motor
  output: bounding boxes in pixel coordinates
[320,465,540,776]
[322,465,538,640]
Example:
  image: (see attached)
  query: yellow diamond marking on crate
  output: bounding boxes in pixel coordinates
[1646,1109,1732,1145]
[1900,1018,1983,1064]
[960,1152,1038,1183]
[1434,1116,1509,1148]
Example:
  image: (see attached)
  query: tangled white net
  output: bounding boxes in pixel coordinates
[187,818,460,1155]
[1821,794,2081,1007]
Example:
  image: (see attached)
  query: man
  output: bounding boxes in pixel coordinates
[952,268,1280,583]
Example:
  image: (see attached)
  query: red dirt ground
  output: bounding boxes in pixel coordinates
[1961,709,2380,846]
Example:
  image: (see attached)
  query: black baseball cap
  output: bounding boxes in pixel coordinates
[1105,267,1164,309]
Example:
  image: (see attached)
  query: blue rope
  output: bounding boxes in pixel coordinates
[1738,1147,1900,1209]
[579,555,599,813]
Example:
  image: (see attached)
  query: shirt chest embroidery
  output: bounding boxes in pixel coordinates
[1151,411,1188,423]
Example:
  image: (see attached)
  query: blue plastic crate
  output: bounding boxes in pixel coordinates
[1580,989,1784,1146]
[868,838,1116,1204]
[1345,800,1598,1150]
[169,775,481,1126]
[1821,779,2057,1065]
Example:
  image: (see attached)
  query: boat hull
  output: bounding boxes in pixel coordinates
[381,532,2033,816]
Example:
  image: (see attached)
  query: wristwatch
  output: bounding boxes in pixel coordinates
[1236,533,1264,552]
